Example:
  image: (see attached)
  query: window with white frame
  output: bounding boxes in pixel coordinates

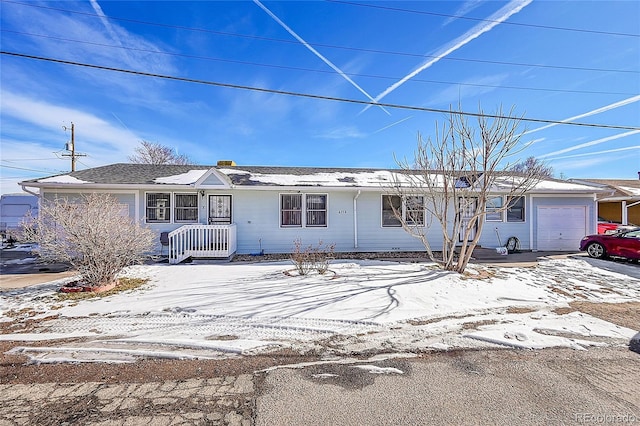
[486,196,503,221]
[382,195,402,227]
[506,196,525,222]
[280,194,327,227]
[281,194,302,227]
[146,193,171,223]
[405,196,425,226]
[306,194,327,227]
[175,194,198,222]
[382,195,425,227]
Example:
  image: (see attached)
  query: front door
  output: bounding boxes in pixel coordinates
[459,197,478,242]
[209,195,232,224]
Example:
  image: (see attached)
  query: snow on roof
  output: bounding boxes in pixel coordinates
[153,170,209,185]
[491,175,602,193]
[219,168,456,188]
[530,179,602,192]
[619,186,640,197]
[38,175,91,184]
[220,168,403,187]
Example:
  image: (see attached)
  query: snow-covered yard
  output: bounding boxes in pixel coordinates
[1,255,639,363]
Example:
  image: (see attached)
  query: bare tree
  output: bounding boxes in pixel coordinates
[389,106,547,273]
[128,140,191,165]
[511,156,553,178]
[23,193,155,287]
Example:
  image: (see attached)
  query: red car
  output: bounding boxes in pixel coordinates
[580,227,640,261]
[597,221,620,234]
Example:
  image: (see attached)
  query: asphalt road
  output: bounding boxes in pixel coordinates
[256,347,640,426]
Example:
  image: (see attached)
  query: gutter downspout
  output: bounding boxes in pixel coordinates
[353,190,361,249]
[20,185,39,197]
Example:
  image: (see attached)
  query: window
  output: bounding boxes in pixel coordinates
[507,196,525,222]
[306,194,327,227]
[382,195,402,227]
[175,194,198,222]
[486,196,503,222]
[281,194,302,227]
[405,196,425,226]
[146,193,170,223]
[280,194,327,227]
[382,195,424,227]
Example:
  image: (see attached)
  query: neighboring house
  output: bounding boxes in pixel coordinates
[569,179,640,227]
[0,193,38,239]
[20,163,604,263]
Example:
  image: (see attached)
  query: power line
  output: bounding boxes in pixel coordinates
[328,0,640,38]
[0,163,66,174]
[2,1,638,75]
[3,29,636,97]
[3,50,639,132]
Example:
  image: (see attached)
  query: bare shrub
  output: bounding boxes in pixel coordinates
[23,193,155,287]
[291,239,336,275]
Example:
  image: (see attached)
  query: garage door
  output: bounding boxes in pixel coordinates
[537,206,587,251]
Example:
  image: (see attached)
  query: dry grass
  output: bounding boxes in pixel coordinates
[553,301,640,331]
[56,278,149,301]
[461,319,499,330]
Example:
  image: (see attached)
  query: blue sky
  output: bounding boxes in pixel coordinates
[1,0,639,194]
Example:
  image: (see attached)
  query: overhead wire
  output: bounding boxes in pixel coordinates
[2,1,638,75]
[3,50,639,132]
[2,29,636,97]
[327,0,640,38]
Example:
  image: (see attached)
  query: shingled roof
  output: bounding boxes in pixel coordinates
[23,164,210,185]
[21,163,604,193]
[572,179,640,199]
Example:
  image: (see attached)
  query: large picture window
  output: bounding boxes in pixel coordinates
[175,194,198,222]
[382,195,424,227]
[507,196,525,222]
[146,193,171,223]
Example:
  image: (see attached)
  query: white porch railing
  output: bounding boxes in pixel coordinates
[168,224,237,264]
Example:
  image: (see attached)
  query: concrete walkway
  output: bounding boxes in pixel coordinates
[1,375,254,425]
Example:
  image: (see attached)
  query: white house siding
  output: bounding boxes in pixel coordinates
[531,195,595,251]
[42,191,136,217]
[353,191,439,253]
[475,196,531,250]
[232,189,357,255]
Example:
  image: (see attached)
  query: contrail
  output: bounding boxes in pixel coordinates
[373,116,413,134]
[90,0,122,46]
[253,0,389,115]
[525,94,640,135]
[547,145,640,160]
[538,130,640,158]
[362,0,532,113]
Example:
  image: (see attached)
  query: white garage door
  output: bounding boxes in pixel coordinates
[537,206,587,251]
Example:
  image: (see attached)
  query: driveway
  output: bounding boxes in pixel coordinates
[256,347,639,426]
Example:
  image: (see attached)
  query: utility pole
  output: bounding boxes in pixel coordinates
[62,122,86,172]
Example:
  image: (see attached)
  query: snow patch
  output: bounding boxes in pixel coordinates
[38,175,90,184]
[154,170,208,184]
